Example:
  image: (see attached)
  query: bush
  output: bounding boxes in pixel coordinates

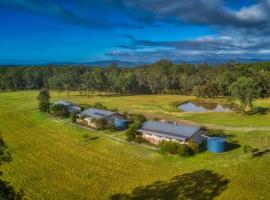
[125,122,141,141]
[252,107,269,115]
[122,111,128,118]
[134,136,149,144]
[243,145,258,154]
[188,141,200,153]
[159,141,195,156]
[39,101,51,113]
[83,134,90,139]
[70,112,76,123]
[128,113,146,123]
[51,104,69,117]
[177,144,194,156]
[159,140,180,154]
[105,123,117,132]
[92,118,107,130]
[93,102,108,110]
[206,129,226,137]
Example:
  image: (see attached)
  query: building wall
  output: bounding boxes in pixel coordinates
[106,114,124,124]
[76,117,97,129]
[189,130,206,144]
[140,132,185,145]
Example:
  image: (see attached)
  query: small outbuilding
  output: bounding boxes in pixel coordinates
[76,108,124,129]
[137,121,206,145]
[54,100,82,113]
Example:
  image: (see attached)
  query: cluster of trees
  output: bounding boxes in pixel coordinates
[1,61,270,110]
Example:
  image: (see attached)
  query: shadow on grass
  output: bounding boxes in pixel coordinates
[226,142,241,151]
[0,176,24,200]
[252,149,270,158]
[90,136,99,141]
[0,132,24,199]
[110,170,229,200]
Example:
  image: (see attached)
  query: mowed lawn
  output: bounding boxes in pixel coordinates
[0,91,270,199]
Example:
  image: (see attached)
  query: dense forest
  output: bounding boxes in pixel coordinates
[0,60,270,99]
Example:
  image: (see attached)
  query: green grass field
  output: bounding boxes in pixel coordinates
[0,91,270,199]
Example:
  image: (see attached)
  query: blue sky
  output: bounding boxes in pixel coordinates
[0,0,270,64]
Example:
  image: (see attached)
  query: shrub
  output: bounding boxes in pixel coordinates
[243,145,258,154]
[128,113,146,123]
[105,123,117,132]
[39,101,51,113]
[93,102,108,110]
[134,136,149,144]
[122,111,128,118]
[252,107,269,115]
[82,134,91,142]
[188,141,200,153]
[51,104,69,117]
[92,118,107,130]
[159,140,180,154]
[177,144,193,156]
[70,112,76,123]
[206,129,226,138]
[125,122,141,141]
[83,134,90,139]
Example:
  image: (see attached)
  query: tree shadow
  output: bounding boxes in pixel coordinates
[0,132,24,199]
[252,149,270,158]
[90,136,99,141]
[110,170,229,200]
[0,176,24,200]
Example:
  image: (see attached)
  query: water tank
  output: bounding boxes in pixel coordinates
[114,119,128,130]
[207,137,226,153]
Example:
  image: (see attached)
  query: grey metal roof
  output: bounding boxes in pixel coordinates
[55,100,75,106]
[138,121,200,141]
[80,108,115,119]
[54,100,81,112]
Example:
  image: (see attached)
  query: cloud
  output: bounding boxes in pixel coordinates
[107,33,270,62]
[2,0,270,62]
[1,0,270,31]
[0,0,144,29]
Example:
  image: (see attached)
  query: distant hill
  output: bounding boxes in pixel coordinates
[0,60,148,67]
[174,58,270,65]
[80,60,148,67]
[1,58,270,67]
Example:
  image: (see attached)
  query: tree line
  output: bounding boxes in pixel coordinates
[0,60,270,99]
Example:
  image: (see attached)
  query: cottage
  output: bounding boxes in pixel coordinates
[137,121,206,145]
[54,100,82,113]
[76,108,123,129]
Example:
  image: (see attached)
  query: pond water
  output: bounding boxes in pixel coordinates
[178,101,233,112]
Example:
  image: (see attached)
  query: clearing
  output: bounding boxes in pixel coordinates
[0,91,269,199]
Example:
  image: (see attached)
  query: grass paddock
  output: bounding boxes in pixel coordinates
[0,91,269,199]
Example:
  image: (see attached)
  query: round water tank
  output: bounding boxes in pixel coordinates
[207,137,226,153]
[114,119,128,130]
